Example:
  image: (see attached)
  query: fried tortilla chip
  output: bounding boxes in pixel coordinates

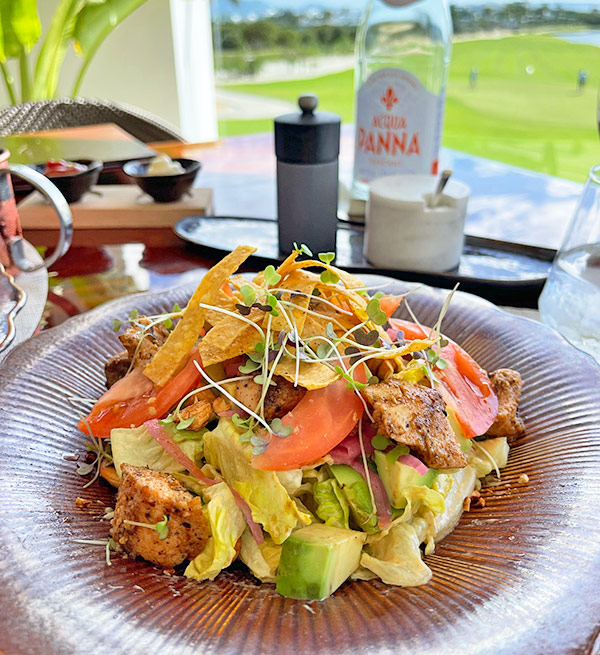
[199,309,264,367]
[144,245,256,387]
[271,354,339,390]
[205,288,240,327]
[269,269,318,336]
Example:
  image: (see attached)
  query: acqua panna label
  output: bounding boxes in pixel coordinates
[353,68,442,182]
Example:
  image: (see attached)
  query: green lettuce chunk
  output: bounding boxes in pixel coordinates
[185,482,246,581]
[203,419,310,544]
[313,478,350,529]
[361,522,432,587]
[239,530,282,583]
[111,424,203,477]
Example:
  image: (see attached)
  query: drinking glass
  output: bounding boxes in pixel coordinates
[538,164,600,362]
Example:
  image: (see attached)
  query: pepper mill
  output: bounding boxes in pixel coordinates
[274,94,341,256]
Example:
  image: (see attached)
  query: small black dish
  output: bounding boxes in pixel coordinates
[35,160,103,204]
[123,158,201,203]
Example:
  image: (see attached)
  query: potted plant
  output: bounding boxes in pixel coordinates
[0,0,149,105]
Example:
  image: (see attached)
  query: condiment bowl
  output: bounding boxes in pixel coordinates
[35,160,103,204]
[123,158,201,203]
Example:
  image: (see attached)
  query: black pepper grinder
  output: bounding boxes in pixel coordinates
[274,93,341,256]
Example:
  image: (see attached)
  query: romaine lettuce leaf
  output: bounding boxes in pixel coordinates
[313,478,350,529]
[239,530,282,583]
[361,522,432,587]
[185,482,246,581]
[111,424,203,477]
[203,419,310,544]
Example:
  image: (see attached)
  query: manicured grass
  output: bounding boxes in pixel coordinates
[218,33,600,182]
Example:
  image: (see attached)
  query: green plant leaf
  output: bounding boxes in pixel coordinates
[70,0,148,96]
[32,0,84,99]
[0,0,41,59]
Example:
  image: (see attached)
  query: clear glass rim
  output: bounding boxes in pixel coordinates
[589,164,600,186]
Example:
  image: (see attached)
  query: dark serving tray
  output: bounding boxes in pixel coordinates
[174,216,555,307]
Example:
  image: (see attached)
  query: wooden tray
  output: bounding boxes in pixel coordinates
[18,185,213,230]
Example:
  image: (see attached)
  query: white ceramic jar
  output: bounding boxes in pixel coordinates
[364,174,470,272]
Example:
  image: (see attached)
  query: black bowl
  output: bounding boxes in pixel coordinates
[35,160,103,204]
[122,158,201,203]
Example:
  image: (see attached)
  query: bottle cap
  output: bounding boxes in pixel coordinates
[274,94,341,165]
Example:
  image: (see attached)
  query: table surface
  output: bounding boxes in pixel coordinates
[19,127,581,330]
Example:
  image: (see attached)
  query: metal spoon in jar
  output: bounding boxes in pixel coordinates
[429,169,453,208]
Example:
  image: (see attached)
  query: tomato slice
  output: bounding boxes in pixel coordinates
[379,294,403,319]
[388,318,498,439]
[79,352,204,438]
[252,366,368,471]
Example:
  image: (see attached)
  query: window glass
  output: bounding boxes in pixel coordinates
[213,1,599,182]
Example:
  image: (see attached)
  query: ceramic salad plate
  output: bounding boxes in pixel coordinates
[0,274,599,655]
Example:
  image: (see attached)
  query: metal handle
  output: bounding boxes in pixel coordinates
[5,164,73,272]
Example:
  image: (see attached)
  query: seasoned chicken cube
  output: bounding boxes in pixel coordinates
[119,317,170,367]
[231,374,305,421]
[176,398,213,431]
[111,464,209,569]
[264,376,306,422]
[104,350,131,388]
[232,377,262,413]
[364,379,467,469]
[487,369,525,442]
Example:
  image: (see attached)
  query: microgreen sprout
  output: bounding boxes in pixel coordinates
[366,297,387,326]
[77,419,113,489]
[293,242,313,257]
[112,318,122,332]
[264,265,282,288]
[334,366,368,391]
[240,284,256,306]
[318,252,335,265]
[172,302,182,313]
[176,416,195,430]
[129,309,139,321]
[270,417,293,438]
[123,515,170,540]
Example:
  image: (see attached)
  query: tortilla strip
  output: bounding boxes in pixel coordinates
[269,269,318,336]
[144,245,256,387]
[283,259,365,290]
[205,288,240,327]
[271,354,339,390]
[199,309,263,367]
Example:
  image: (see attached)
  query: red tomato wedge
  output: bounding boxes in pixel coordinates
[79,352,204,439]
[379,294,403,319]
[388,318,498,439]
[252,366,368,471]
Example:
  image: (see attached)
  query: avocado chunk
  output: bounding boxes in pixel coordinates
[276,524,366,600]
[328,464,378,533]
[471,437,510,477]
[374,451,438,509]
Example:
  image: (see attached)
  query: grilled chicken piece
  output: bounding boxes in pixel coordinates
[111,464,209,569]
[175,398,213,431]
[264,376,306,422]
[487,369,525,442]
[105,350,131,388]
[119,317,170,367]
[231,375,305,420]
[232,377,262,413]
[364,379,467,469]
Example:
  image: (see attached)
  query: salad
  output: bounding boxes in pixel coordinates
[78,245,525,601]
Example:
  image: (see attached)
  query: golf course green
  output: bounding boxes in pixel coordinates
[218,33,599,182]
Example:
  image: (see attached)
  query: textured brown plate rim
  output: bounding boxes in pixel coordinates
[1,275,599,655]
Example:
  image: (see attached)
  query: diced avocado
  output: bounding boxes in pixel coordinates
[276,524,366,600]
[479,437,509,467]
[328,465,378,533]
[374,451,438,509]
[447,408,472,452]
[469,437,509,477]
